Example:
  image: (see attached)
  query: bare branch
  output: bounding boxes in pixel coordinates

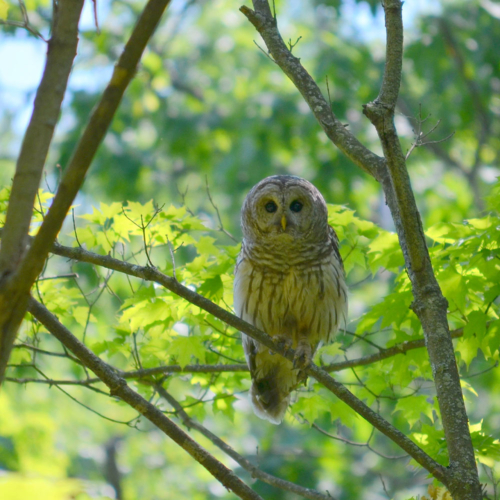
[205,177,237,242]
[363,2,482,497]
[36,273,79,281]
[0,0,85,382]
[0,0,83,278]
[296,414,407,461]
[0,0,47,40]
[27,298,264,500]
[405,107,455,160]
[324,327,464,372]
[239,1,385,180]
[157,385,335,500]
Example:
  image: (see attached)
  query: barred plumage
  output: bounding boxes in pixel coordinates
[234,175,347,424]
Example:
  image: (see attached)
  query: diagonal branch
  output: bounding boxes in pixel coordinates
[45,241,448,485]
[0,0,84,278]
[0,0,172,385]
[15,0,172,293]
[0,0,85,381]
[27,298,264,500]
[239,1,386,181]
[157,385,335,500]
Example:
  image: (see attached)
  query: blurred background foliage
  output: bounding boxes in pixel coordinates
[0,0,499,498]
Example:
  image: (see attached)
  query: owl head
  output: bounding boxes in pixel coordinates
[241,175,329,243]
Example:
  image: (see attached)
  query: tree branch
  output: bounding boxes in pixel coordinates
[363,2,481,498]
[240,0,480,495]
[0,0,172,385]
[44,241,448,485]
[323,327,464,372]
[27,298,264,500]
[157,385,335,500]
[0,0,85,383]
[11,310,466,378]
[0,0,83,278]
[6,323,466,390]
[239,1,386,180]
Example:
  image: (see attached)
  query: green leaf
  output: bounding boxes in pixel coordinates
[438,266,467,312]
[393,395,434,429]
[464,310,487,340]
[368,231,404,273]
[212,396,236,422]
[120,298,172,330]
[196,236,219,255]
[72,307,96,327]
[169,336,205,367]
[197,275,223,301]
[342,246,366,275]
[457,335,482,368]
[314,342,343,364]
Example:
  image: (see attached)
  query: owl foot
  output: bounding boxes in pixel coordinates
[293,340,312,370]
[270,334,293,356]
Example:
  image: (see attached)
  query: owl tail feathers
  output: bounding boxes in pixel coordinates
[250,377,291,425]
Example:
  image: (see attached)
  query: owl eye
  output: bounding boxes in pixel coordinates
[265,201,278,213]
[290,200,303,213]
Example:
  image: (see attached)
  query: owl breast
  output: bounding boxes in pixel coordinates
[234,251,347,348]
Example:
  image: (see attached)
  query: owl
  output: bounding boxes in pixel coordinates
[234,175,348,424]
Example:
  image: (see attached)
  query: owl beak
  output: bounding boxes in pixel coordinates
[281,215,287,231]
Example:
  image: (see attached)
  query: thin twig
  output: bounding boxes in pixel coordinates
[36,273,79,281]
[157,385,334,500]
[205,177,237,241]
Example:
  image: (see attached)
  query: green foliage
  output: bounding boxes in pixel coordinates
[2,0,500,497]
[2,178,498,497]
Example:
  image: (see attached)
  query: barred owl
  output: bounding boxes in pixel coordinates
[234,175,348,424]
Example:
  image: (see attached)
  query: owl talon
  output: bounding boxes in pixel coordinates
[293,342,312,370]
[269,335,293,356]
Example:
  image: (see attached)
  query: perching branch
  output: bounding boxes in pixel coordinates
[157,385,335,500]
[0,0,172,385]
[44,241,448,485]
[27,298,264,500]
[7,324,468,387]
[12,310,466,376]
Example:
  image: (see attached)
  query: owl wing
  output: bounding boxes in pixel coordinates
[233,252,258,375]
[328,225,344,272]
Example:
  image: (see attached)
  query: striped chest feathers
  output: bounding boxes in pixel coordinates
[234,257,346,345]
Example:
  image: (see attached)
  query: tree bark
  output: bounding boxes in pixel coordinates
[363,2,481,498]
[0,0,84,385]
